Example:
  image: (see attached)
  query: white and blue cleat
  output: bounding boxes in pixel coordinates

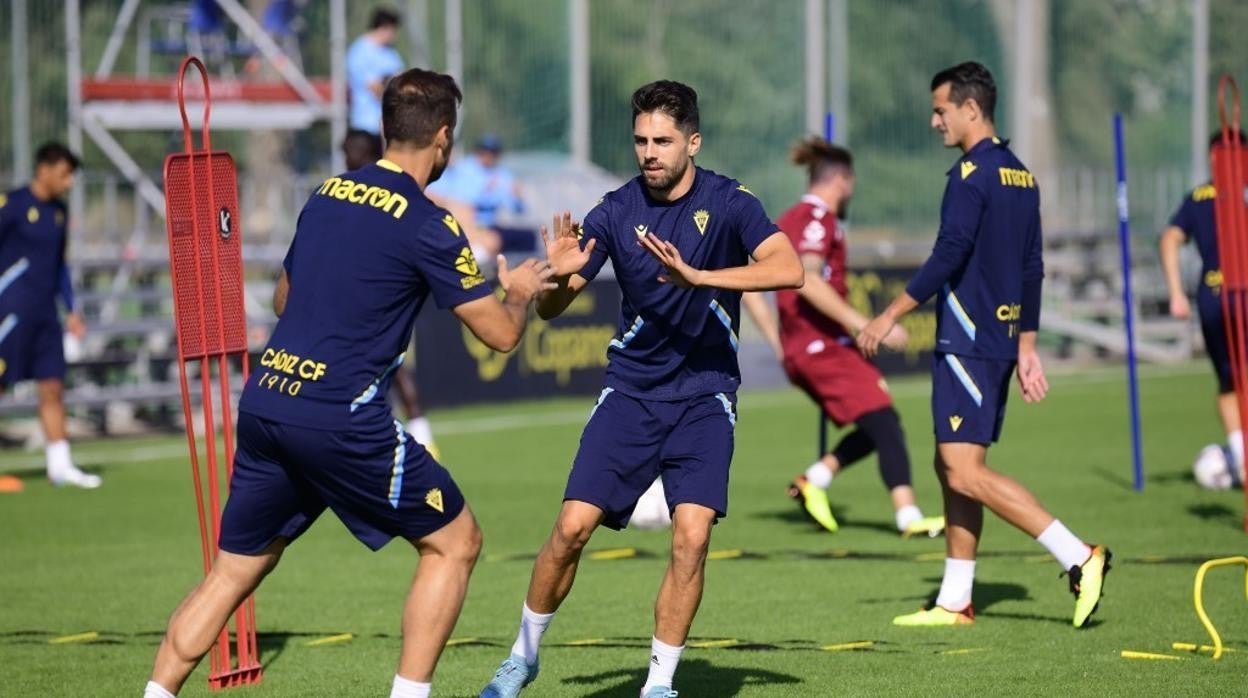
[480,654,539,698]
[641,687,678,698]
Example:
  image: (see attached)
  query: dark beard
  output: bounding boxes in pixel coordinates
[641,159,688,193]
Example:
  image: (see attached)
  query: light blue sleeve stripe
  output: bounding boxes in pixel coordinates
[709,300,740,352]
[0,314,18,345]
[943,283,977,341]
[0,257,30,297]
[944,355,984,407]
[715,392,737,427]
[388,420,407,508]
[609,316,644,350]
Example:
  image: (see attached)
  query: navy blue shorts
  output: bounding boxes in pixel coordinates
[0,311,65,388]
[218,412,466,554]
[931,353,1015,445]
[565,389,737,530]
[1199,292,1233,394]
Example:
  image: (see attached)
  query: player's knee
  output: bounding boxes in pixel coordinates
[551,515,594,555]
[942,464,984,499]
[458,518,483,566]
[670,524,711,566]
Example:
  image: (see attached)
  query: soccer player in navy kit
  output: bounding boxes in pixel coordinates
[1160,132,1244,481]
[144,69,560,698]
[480,81,802,698]
[0,142,97,490]
[858,62,1110,628]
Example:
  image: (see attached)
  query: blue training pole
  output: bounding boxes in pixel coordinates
[1113,113,1145,491]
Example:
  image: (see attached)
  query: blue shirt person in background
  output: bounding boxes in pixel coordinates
[346,7,404,152]
[480,80,802,698]
[144,68,562,698]
[859,62,1111,630]
[428,134,525,229]
[1159,130,1245,480]
[0,142,97,491]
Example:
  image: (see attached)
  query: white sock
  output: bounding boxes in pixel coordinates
[642,636,684,693]
[1036,520,1091,571]
[389,675,430,698]
[805,461,833,489]
[143,681,176,698]
[510,603,554,664]
[406,417,434,447]
[895,504,923,532]
[934,558,975,611]
[46,439,72,473]
[1229,430,1244,471]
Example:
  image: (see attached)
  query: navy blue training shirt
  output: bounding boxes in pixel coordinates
[578,167,778,400]
[0,187,74,316]
[239,159,494,429]
[905,137,1044,360]
[1169,183,1220,300]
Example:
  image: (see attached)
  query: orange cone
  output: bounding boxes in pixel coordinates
[0,474,25,493]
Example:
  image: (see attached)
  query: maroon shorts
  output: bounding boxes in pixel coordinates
[783,338,893,427]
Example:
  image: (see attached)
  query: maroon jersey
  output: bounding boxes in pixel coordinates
[776,194,848,357]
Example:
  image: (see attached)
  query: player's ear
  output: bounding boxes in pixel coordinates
[687,132,702,158]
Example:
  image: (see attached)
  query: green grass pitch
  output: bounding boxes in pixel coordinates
[2,363,1246,696]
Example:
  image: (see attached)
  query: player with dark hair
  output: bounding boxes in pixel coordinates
[144,68,564,698]
[346,5,404,155]
[858,61,1110,628]
[0,142,96,491]
[480,80,803,697]
[772,137,943,537]
[1160,130,1246,483]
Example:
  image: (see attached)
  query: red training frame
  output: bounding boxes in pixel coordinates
[1212,74,1248,533]
[162,56,261,688]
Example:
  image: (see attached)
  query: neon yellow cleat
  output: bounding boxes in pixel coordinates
[425,440,442,462]
[902,516,946,539]
[892,603,975,627]
[1069,544,1112,628]
[787,476,838,533]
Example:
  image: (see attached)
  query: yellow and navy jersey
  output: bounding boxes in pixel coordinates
[577,167,777,399]
[905,137,1043,360]
[239,159,494,429]
[0,187,73,316]
[1169,183,1220,296]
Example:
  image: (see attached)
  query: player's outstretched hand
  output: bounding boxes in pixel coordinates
[498,256,558,305]
[856,314,895,358]
[540,211,596,277]
[639,233,704,288]
[882,323,909,352]
[1016,350,1049,403]
[65,312,86,340]
[1169,293,1191,320]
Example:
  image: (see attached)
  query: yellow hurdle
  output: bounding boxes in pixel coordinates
[1193,556,1248,660]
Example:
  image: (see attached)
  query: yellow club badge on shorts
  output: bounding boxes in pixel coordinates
[425,488,444,513]
[949,415,963,432]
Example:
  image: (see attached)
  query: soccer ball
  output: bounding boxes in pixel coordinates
[1193,445,1240,490]
[629,478,672,530]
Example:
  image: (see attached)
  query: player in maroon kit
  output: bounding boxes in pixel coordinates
[773,137,944,537]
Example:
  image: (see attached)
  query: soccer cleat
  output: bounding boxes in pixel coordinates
[892,602,975,627]
[787,475,839,533]
[425,440,442,463]
[48,464,101,489]
[480,654,539,698]
[1067,544,1112,628]
[641,687,678,698]
[902,516,946,539]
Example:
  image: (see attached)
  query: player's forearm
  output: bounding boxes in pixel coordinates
[797,273,869,333]
[536,277,577,320]
[696,253,803,292]
[880,292,920,323]
[1021,278,1042,332]
[1018,330,1039,355]
[496,297,530,351]
[905,232,973,302]
[1159,230,1186,298]
[741,292,781,353]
